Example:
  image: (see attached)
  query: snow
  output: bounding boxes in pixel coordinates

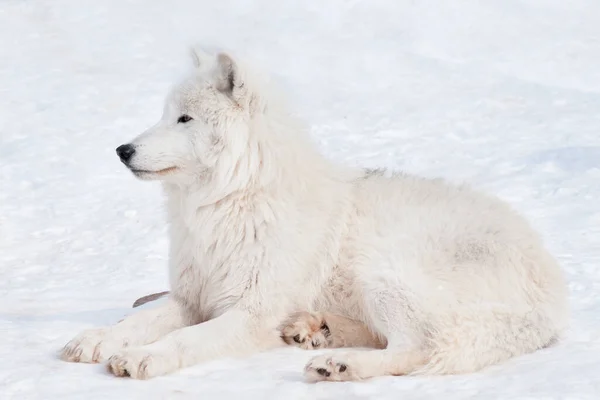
[1,0,599,398]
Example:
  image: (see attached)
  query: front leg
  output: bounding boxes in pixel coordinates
[61,298,186,363]
[107,309,285,379]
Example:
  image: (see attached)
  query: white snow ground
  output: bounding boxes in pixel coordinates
[1,0,599,398]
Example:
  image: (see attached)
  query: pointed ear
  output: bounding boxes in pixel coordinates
[189,46,211,68]
[214,52,241,93]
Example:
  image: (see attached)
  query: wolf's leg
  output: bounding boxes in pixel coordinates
[280,311,386,350]
[107,309,284,379]
[61,298,186,363]
[304,282,429,381]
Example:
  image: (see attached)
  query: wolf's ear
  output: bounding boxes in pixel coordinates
[214,52,241,93]
[189,46,211,68]
[214,52,260,111]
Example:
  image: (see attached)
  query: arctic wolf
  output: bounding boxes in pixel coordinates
[61,48,569,381]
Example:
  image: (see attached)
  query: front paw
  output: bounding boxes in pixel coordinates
[280,311,330,350]
[61,328,126,363]
[107,346,177,379]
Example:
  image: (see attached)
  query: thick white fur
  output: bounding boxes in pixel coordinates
[61,48,569,381]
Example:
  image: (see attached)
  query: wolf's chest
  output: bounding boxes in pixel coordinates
[168,230,254,321]
[165,191,267,321]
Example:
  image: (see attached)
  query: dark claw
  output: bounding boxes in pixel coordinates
[338,364,347,372]
[316,367,331,377]
[321,322,330,337]
[293,334,302,343]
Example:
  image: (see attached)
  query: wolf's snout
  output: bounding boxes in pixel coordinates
[116,144,135,163]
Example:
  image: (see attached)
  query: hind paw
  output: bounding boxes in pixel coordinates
[304,354,353,382]
[280,312,330,350]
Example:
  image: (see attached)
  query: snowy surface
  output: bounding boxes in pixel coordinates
[1,0,599,398]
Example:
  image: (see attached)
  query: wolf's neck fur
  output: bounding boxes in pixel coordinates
[164,108,344,219]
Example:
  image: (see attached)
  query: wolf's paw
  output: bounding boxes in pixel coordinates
[61,328,126,363]
[108,345,177,379]
[280,311,330,350]
[304,354,354,382]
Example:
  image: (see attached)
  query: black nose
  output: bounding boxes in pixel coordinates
[116,144,135,163]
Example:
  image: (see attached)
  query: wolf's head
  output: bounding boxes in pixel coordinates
[116,48,269,189]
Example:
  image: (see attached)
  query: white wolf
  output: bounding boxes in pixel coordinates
[61,48,569,381]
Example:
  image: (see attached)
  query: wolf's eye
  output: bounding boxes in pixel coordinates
[177,114,193,124]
